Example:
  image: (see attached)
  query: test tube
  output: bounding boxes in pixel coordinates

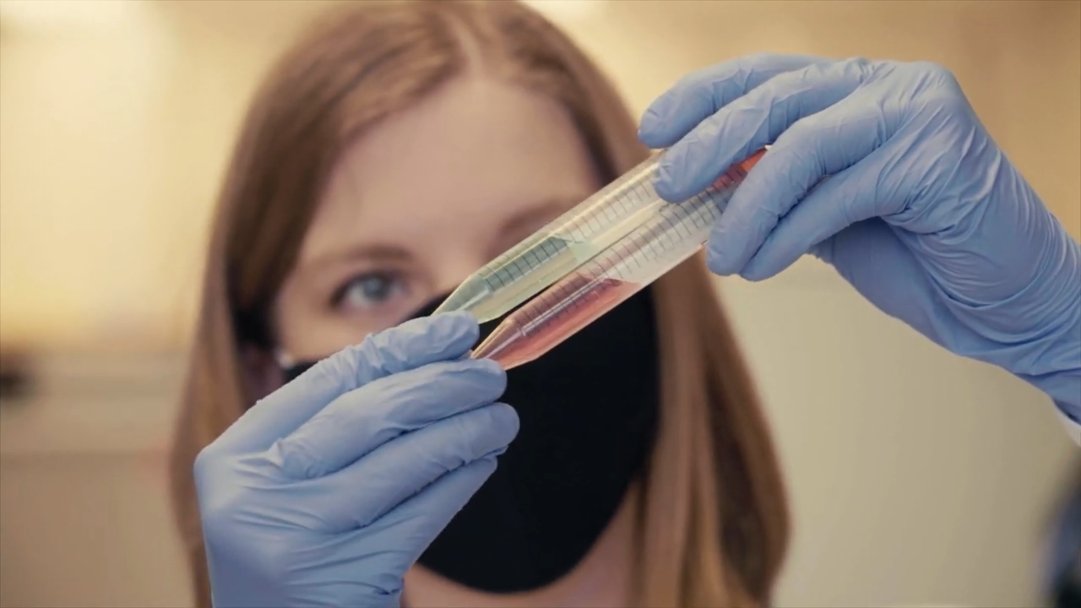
[471,150,766,369]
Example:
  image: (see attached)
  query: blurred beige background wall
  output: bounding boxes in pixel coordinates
[0,1,1078,607]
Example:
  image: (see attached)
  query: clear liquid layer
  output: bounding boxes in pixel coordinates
[434,154,663,322]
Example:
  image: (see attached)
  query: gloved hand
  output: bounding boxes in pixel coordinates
[193,312,518,607]
[639,54,1081,424]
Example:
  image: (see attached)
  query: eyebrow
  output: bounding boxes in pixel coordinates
[302,244,413,273]
[499,197,584,236]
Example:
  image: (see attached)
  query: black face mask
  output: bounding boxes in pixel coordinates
[282,287,660,593]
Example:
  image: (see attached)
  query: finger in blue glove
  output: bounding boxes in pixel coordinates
[639,53,1081,427]
[195,312,519,608]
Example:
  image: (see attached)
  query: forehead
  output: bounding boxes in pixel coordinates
[300,77,598,264]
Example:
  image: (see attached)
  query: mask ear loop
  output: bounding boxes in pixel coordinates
[274,348,297,371]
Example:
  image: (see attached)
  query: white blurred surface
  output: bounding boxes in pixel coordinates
[0,353,190,608]
[720,257,1076,607]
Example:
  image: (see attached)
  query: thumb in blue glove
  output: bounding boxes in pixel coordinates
[194,311,519,607]
[639,54,1081,425]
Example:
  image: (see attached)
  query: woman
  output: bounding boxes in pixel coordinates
[176,1,1081,607]
[171,2,788,607]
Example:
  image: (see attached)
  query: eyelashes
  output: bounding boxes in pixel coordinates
[331,270,408,312]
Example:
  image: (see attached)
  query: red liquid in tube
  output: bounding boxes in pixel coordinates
[472,273,642,369]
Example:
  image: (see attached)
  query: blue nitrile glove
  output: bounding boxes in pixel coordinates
[639,54,1081,429]
[193,312,518,607]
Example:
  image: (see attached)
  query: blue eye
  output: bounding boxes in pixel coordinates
[334,272,404,311]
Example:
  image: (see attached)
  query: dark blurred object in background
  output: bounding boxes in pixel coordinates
[1051,463,1081,608]
[1058,579,1081,608]
[0,347,35,401]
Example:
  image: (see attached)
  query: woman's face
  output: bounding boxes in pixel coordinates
[273,76,601,361]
